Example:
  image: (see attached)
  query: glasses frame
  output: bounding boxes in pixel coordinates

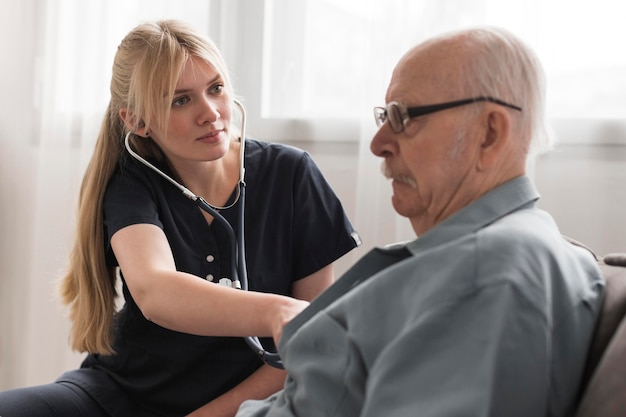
[373,96,522,133]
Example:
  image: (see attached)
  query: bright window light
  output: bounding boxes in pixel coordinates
[263,0,626,120]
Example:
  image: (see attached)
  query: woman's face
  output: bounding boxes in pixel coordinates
[147,56,233,167]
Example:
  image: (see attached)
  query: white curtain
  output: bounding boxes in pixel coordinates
[2,0,625,390]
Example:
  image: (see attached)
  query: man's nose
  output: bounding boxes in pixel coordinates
[370,125,395,158]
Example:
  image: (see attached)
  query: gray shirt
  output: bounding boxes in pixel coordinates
[238,176,605,417]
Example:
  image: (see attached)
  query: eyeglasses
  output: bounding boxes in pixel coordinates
[373,96,522,134]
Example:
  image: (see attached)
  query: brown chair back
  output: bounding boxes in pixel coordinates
[575,254,626,417]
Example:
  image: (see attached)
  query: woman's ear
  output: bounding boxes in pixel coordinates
[119,108,149,138]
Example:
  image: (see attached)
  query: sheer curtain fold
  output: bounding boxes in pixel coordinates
[0,0,108,389]
[0,0,50,390]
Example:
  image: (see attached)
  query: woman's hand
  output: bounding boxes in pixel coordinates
[271,297,309,346]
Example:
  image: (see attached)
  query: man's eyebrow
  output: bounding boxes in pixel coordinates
[174,74,222,94]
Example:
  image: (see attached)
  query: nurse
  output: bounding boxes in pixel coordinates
[0,19,359,417]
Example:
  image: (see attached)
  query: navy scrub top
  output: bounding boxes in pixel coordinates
[63,138,360,417]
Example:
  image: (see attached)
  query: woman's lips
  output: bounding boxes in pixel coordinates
[196,130,223,143]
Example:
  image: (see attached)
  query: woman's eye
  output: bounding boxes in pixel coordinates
[173,96,190,106]
[210,84,224,94]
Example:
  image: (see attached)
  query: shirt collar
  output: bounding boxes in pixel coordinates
[405,175,540,254]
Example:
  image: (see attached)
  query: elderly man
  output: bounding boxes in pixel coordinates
[237,27,604,417]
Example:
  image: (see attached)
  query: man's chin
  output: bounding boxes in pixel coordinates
[390,195,410,218]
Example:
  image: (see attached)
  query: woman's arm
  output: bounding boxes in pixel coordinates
[185,365,285,417]
[291,264,334,302]
[184,265,336,417]
[111,223,308,338]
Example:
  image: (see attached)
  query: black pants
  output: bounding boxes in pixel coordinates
[0,380,109,417]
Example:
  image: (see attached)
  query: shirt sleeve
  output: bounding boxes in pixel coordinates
[237,394,279,417]
[102,159,164,264]
[290,151,359,279]
[360,282,550,417]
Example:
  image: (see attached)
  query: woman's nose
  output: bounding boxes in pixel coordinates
[198,97,220,124]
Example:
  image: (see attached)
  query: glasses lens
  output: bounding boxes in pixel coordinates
[387,103,404,133]
[373,107,386,128]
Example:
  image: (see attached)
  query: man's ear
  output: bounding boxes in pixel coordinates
[476,109,511,171]
[119,108,149,137]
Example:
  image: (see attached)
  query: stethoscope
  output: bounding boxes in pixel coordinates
[124,99,283,369]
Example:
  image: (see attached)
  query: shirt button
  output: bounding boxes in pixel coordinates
[206,255,215,262]
[206,274,215,281]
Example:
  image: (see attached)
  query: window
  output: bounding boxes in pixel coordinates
[241,0,626,142]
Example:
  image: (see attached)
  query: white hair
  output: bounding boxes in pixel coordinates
[435,27,555,156]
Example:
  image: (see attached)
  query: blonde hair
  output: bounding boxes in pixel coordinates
[60,20,234,354]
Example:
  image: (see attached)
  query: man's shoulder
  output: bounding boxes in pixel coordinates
[477,207,559,258]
